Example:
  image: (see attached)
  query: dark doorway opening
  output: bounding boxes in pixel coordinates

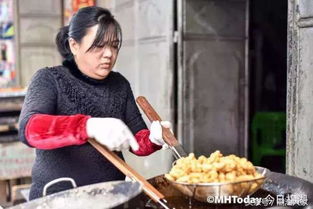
[249,0,288,173]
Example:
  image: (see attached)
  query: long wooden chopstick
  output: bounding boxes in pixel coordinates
[88,139,171,209]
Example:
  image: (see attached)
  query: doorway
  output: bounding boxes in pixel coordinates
[249,0,287,173]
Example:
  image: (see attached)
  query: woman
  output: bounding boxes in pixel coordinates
[18,6,170,200]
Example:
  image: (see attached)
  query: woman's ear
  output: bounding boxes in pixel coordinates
[68,38,79,56]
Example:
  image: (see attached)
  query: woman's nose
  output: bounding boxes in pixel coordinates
[102,47,112,58]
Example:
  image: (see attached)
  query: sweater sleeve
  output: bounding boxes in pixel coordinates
[18,68,89,149]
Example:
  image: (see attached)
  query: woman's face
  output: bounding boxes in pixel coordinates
[69,24,119,80]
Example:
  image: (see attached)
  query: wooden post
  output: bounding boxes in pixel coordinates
[287,0,313,182]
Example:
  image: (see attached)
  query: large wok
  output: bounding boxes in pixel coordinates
[8,180,142,209]
[8,169,313,209]
[121,170,313,209]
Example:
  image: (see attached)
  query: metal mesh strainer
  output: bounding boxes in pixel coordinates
[165,166,268,202]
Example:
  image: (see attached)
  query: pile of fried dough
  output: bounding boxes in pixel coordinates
[165,150,263,184]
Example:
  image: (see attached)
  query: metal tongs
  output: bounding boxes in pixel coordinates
[136,96,187,159]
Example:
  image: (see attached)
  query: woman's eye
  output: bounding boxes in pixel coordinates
[111,42,120,49]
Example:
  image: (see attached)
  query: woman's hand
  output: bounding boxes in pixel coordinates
[86,118,139,151]
[149,121,172,149]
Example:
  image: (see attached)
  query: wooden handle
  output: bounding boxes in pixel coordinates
[88,139,165,202]
[136,96,179,147]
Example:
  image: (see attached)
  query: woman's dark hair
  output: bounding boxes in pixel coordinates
[56,6,122,60]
